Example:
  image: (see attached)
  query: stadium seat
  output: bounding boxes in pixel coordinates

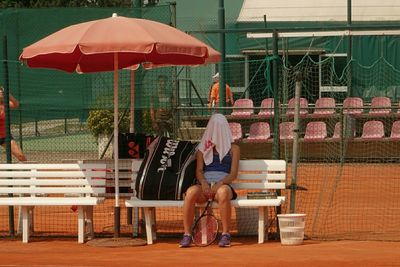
[331,122,342,140]
[368,96,391,116]
[258,98,274,118]
[397,102,400,115]
[312,97,336,118]
[279,121,295,141]
[245,122,271,142]
[342,97,364,116]
[229,122,243,141]
[231,98,254,118]
[331,121,356,140]
[303,121,327,142]
[359,120,385,140]
[390,120,400,140]
[286,97,309,118]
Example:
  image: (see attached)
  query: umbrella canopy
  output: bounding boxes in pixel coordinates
[19,13,220,238]
[20,14,220,72]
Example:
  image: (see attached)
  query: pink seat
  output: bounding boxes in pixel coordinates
[359,120,385,140]
[303,121,327,142]
[258,98,274,118]
[343,97,364,116]
[331,122,356,140]
[331,122,342,140]
[369,96,391,116]
[231,99,254,118]
[286,97,309,118]
[245,122,271,142]
[312,97,336,118]
[279,122,295,141]
[390,120,400,140]
[229,122,243,141]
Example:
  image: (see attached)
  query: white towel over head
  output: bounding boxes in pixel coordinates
[198,113,233,165]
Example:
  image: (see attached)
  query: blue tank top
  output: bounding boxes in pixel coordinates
[204,151,232,174]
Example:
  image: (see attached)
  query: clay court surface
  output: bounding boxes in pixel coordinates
[0,161,399,266]
[0,238,399,267]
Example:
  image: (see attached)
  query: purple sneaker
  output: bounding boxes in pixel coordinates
[179,234,192,248]
[218,233,231,247]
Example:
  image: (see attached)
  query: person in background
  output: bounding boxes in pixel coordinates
[0,86,27,162]
[207,73,218,107]
[150,75,175,137]
[208,73,234,108]
[179,113,240,248]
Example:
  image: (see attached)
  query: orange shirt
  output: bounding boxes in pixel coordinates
[210,83,233,105]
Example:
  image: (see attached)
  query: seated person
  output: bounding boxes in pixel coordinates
[180,113,240,248]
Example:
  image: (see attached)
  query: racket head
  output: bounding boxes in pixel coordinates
[192,214,219,246]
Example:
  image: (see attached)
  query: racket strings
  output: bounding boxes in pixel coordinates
[192,215,219,246]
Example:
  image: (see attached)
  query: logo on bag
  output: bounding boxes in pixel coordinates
[157,139,179,172]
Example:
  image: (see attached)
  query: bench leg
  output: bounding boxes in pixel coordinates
[21,206,30,243]
[132,207,139,237]
[84,206,94,240]
[17,206,34,236]
[258,207,266,244]
[143,208,154,244]
[77,206,85,243]
[151,208,157,241]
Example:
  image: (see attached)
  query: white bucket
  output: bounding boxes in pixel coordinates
[277,213,306,245]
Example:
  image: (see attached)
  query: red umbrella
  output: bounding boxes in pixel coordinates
[19,13,220,237]
[20,14,220,72]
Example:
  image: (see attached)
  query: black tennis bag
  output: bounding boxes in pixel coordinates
[135,136,198,200]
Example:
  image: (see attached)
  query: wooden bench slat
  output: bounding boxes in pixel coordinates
[237,173,285,181]
[106,181,131,186]
[232,182,286,190]
[0,197,104,206]
[0,187,105,194]
[0,179,105,186]
[0,171,106,178]
[238,160,286,171]
[0,163,107,170]
[125,196,285,208]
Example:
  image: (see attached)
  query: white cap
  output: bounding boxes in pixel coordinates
[212,72,219,82]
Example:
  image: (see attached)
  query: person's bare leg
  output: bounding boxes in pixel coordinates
[10,140,27,161]
[215,185,233,234]
[182,185,206,234]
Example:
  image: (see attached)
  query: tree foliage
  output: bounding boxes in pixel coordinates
[0,0,134,8]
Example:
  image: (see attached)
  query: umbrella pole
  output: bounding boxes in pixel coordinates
[130,70,135,133]
[113,53,120,238]
[127,69,135,226]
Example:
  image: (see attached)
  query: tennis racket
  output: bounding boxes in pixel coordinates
[191,194,219,246]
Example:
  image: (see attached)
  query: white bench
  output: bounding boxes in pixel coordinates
[125,159,286,244]
[0,163,107,243]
